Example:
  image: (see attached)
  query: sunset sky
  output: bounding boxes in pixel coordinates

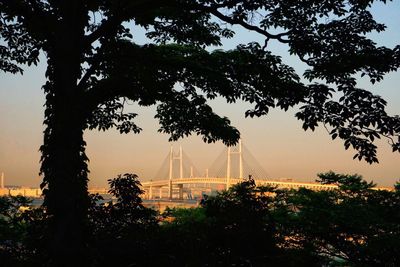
[1,2,399,188]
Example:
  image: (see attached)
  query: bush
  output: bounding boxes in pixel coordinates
[1,172,399,266]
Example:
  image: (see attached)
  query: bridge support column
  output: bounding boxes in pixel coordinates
[226,147,231,190]
[169,146,173,200]
[159,187,163,199]
[179,146,183,179]
[178,184,183,200]
[239,139,243,180]
[149,186,152,199]
[169,181,173,200]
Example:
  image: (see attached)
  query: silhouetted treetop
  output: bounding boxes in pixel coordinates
[1,0,399,161]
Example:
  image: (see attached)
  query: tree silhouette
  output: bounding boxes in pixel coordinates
[276,172,400,266]
[1,0,399,263]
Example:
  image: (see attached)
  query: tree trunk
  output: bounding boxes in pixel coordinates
[41,60,89,264]
[40,3,89,264]
[41,100,89,265]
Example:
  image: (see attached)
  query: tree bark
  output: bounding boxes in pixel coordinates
[40,2,89,265]
[42,102,89,265]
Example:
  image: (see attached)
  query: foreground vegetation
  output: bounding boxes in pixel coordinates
[1,172,399,267]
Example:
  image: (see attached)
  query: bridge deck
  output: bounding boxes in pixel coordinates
[141,177,338,190]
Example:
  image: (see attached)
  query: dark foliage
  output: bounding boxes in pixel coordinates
[0,196,49,266]
[2,172,399,266]
[273,172,400,266]
[1,0,400,261]
[88,174,159,266]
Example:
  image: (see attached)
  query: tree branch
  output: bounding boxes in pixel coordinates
[84,0,166,46]
[84,16,122,46]
[202,6,290,43]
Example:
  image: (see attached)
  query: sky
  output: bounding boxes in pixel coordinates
[0,2,399,188]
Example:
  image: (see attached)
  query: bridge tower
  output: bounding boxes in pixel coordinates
[168,145,183,199]
[226,139,243,189]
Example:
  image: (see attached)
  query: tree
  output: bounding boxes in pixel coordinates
[1,0,399,263]
[158,178,320,266]
[88,174,158,266]
[275,172,400,266]
[89,173,157,234]
[0,195,32,249]
[0,195,48,266]
[202,178,280,265]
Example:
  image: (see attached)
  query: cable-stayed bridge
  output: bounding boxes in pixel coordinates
[141,140,337,200]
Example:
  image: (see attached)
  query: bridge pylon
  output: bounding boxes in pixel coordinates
[168,145,183,199]
[226,139,243,189]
